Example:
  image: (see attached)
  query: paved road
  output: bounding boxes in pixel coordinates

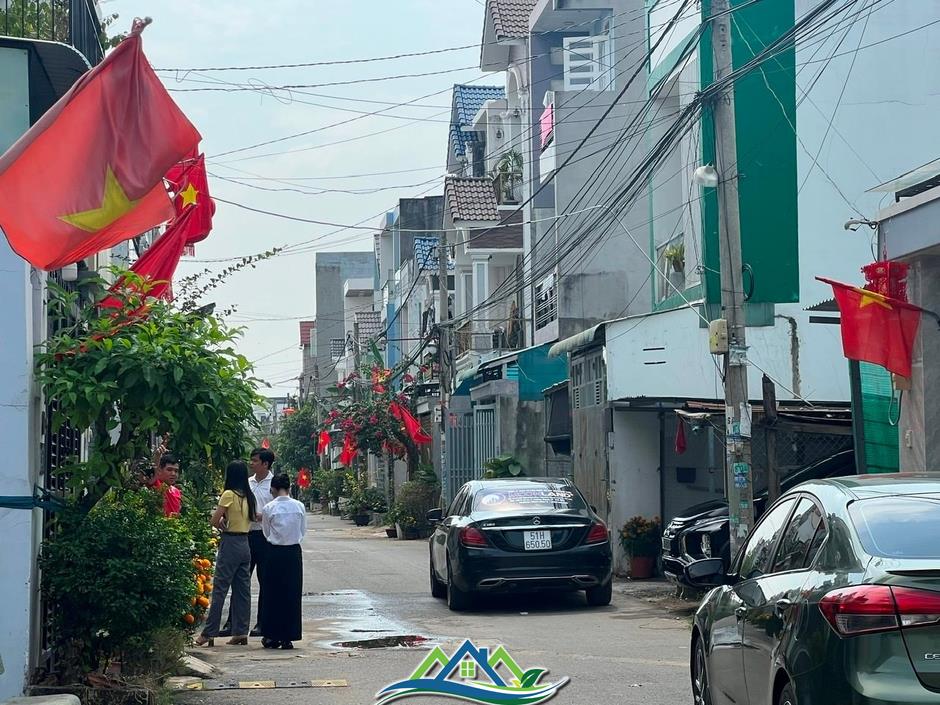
[180,513,693,705]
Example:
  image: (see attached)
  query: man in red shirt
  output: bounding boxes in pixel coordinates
[151,452,182,517]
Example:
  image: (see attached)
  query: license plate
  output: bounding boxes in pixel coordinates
[662,536,671,552]
[524,530,552,551]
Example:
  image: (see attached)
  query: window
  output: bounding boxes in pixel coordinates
[655,234,685,302]
[447,488,468,518]
[737,497,796,581]
[772,498,826,573]
[460,272,473,316]
[563,35,613,91]
[850,495,940,558]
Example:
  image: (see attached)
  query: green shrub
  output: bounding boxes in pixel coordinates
[41,490,196,679]
[388,480,440,529]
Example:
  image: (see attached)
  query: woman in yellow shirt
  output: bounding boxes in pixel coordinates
[195,461,257,646]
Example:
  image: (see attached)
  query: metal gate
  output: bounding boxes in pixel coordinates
[473,405,499,472]
[444,412,475,504]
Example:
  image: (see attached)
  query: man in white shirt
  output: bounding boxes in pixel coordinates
[221,447,274,638]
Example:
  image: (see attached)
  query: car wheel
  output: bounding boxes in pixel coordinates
[691,637,711,705]
[777,682,796,705]
[446,559,472,611]
[585,580,612,606]
[430,556,446,599]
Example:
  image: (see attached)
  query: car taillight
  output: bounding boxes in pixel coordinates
[585,522,609,545]
[459,526,488,548]
[819,585,940,636]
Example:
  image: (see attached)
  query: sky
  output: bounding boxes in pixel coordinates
[105,0,494,396]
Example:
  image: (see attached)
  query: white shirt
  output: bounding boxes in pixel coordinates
[249,471,273,531]
[261,495,307,546]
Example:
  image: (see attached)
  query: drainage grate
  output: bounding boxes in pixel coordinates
[196,680,349,691]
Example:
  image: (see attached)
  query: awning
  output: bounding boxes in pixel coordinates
[547,317,628,359]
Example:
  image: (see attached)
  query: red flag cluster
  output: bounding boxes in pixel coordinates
[818,277,922,378]
[0,22,202,270]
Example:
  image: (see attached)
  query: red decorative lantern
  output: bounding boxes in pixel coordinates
[283,407,296,416]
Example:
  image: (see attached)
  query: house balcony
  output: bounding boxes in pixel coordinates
[0,0,104,65]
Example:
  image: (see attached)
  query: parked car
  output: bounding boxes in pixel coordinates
[427,477,613,611]
[662,449,855,587]
[687,473,940,705]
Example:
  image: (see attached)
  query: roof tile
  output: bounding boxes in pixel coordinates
[488,0,536,40]
[445,176,501,222]
[449,84,505,161]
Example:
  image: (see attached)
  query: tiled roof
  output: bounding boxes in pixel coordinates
[299,320,315,347]
[488,0,536,40]
[449,84,505,161]
[445,177,501,222]
[414,236,456,272]
[355,311,382,340]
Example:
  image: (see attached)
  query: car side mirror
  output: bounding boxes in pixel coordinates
[426,508,443,524]
[684,558,734,588]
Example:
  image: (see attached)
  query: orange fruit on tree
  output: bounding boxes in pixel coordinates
[204,583,213,592]
[183,614,195,624]
[197,596,210,608]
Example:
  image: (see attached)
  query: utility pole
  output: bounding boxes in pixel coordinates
[762,374,780,502]
[711,0,754,556]
[437,231,450,493]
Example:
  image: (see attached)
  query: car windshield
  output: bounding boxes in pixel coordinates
[849,494,940,558]
[472,483,585,513]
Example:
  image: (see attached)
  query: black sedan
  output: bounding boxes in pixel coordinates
[427,478,613,611]
[662,450,855,587]
[687,474,940,705]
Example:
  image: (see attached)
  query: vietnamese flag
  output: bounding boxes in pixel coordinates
[0,22,200,270]
[339,434,358,467]
[818,277,922,378]
[389,402,432,445]
[316,430,331,455]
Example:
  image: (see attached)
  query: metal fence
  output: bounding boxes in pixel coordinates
[748,425,853,492]
[1,0,104,65]
[444,412,476,504]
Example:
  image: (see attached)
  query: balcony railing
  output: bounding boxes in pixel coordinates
[1,0,104,65]
[535,274,557,331]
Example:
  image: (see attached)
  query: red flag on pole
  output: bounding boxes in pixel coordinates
[340,434,358,467]
[317,430,331,455]
[0,21,200,270]
[389,402,432,445]
[817,276,922,378]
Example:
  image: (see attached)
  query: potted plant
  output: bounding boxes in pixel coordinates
[491,149,523,204]
[389,480,440,540]
[482,454,524,478]
[663,242,685,273]
[619,516,661,579]
[350,486,388,526]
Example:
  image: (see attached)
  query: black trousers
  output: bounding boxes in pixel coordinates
[260,543,302,642]
[225,529,270,629]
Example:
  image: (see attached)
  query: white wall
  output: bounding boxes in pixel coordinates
[608,411,661,574]
[0,45,42,701]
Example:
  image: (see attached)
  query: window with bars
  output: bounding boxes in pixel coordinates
[570,350,607,409]
[562,35,613,92]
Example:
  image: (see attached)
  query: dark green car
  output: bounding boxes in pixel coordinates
[687,474,940,705]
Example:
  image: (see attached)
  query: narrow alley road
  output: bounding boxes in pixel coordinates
[180,513,693,705]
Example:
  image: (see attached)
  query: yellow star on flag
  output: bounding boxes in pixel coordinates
[179,183,199,207]
[59,166,137,232]
[854,287,892,310]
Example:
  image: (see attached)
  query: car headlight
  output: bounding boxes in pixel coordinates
[701,533,711,557]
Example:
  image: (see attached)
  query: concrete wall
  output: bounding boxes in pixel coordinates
[0,45,42,701]
[314,252,375,395]
[608,411,662,574]
[497,398,547,477]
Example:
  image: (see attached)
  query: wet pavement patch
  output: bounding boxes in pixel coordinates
[331,635,429,649]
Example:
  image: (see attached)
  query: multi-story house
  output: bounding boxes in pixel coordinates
[0,1,105,697]
[548,0,940,571]
[313,252,376,397]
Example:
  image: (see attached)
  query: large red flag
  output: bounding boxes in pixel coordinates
[389,402,432,445]
[817,277,922,378]
[0,21,200,270]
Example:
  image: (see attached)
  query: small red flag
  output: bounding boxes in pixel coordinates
[296,468,311,489]
[165,152,215,244]
[818,276,922,378]
[0,24,200,270]
[675,418,687,455]
[389,402,432,445]
[316,430,331,455]
[340,434,358,467]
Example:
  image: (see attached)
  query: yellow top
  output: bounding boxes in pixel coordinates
[219,490,251,533]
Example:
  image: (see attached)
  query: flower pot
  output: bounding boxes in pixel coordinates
[385,527,398,538]
[629,555,656,579]
[353,513,371,527]
[396,522,421,540]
